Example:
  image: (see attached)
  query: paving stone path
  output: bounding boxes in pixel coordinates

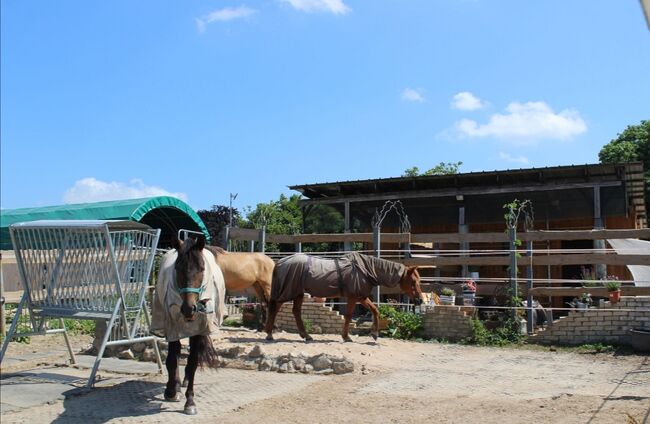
[1,368,323,423]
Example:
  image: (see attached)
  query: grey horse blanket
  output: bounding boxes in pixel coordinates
[271,252,406,302]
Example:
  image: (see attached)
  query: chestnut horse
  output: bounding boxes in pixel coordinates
[264,252,425,342]
[208,246,274,321]
[152,237,225,415]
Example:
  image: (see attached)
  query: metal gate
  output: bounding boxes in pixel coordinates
[0,220,163,387]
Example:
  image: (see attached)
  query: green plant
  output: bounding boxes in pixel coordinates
[605,280,621,292]
[441,288,455,297]
[378,305,423,340]
[222,318,243,327]
[467,318,525,347]
[302,318,313,333]
[575,343,615,354]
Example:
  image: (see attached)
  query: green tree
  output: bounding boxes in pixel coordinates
[599,120,650,211]
[402,161,462,177]
[197,205,240,247]
[598,120,650,165]
[239,194,345,252]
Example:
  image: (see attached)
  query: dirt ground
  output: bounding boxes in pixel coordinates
[2,329,649,423]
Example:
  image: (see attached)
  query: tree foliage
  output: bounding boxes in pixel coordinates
[402,161,463,177]
[197,205,240,247]
[599,120,650,211]
[598,120,650,166]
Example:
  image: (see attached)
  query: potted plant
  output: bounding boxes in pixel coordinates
[462,279,477,305]
[572,293,592,310]
[439,288,456,305]
[605,280,621,304]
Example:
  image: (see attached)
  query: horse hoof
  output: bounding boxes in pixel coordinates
[265,334,274,342]
[343,337,353,343]
[164,392,182,402]
[304,335,313,342]
[184,405,198,415]
[371,333,378,341]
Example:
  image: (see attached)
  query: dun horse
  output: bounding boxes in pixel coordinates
[264,252,425,342]
[151,237,226,415]
[208,246,274,321]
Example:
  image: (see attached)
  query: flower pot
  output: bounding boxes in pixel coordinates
[463,292,476,305]
[575,302,588,310]
[439,295,455,305]
[608,290,621,304]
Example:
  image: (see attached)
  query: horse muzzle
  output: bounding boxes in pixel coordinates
[180,303,198,320]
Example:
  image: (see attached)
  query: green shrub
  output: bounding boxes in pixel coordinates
[467,318,525,346]
[441,288,455,297]
[605,281,620,292]
[378,304,422,340]
[302,318,313,333]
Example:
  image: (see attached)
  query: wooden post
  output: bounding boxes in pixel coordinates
[373,225,381,304]
[594,186,606,279]
[344,201,352,252]
[224,225,231,251]
[459,205,469,278]
[259,226,266,253]
[526,240,534,334]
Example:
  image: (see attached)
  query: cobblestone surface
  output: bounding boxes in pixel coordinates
[1,368,323,423]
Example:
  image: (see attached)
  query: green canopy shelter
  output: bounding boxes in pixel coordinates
[0,196,209,250]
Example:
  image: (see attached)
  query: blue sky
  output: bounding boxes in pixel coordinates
[2,0,649,212]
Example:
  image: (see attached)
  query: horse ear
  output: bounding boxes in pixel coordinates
[195,235,206,250]
[172,238,182,251]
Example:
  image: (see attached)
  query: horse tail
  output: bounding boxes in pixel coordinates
[195,335,218,369]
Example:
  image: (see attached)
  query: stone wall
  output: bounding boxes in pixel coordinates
[422,305,475,341]
[275,301,345,334]
[533,296,650,346]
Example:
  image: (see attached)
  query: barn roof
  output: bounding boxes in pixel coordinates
[290,162,645,217]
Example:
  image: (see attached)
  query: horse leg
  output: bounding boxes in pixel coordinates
[183,335,200,415]
[264,299,281,341]
[292,295,312,341]
[164,341,182,402]
[341,297,357,342]
[360,297,380,341]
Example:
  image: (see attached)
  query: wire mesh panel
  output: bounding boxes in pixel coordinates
[0,220,162,387]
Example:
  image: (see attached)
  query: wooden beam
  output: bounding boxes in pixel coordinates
[529,286,650,297]
[400,253,650,267]
[410,228,650,244]
[228,227,262,241]
[300,181,622,205]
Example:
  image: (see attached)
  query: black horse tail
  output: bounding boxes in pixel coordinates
[194,335,218,369]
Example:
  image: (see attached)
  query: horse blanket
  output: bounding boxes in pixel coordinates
[151,249,226,342]
[271,252,406,302]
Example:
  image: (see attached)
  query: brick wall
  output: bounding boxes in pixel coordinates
[533,296,650,346]
[275,300,345,334]
[422,305,475,341]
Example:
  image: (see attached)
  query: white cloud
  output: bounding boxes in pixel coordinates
[196,5,258,32]
[455,101,587,143]
[63,178,188,204]
[451,91,486,111]
[280,0,351,14]
[499,152,530,165]
[401,88,425,103]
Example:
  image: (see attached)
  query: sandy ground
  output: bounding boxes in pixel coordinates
[2,329,649,423]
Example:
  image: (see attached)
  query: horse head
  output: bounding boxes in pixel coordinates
[172,236,206,321]
[399,266,426,306]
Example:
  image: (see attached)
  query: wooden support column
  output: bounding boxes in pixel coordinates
[594,186,606,279]
[344,201,352,252]
[459,205,469,278]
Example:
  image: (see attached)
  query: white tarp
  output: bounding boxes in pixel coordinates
[607,239,650,287]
